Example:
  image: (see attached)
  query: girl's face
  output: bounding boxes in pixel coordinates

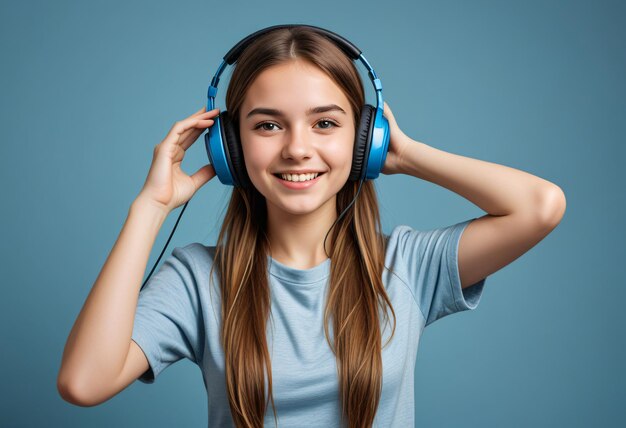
[239,59,355,217]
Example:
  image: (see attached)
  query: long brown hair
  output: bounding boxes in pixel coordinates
[208,26,396,428]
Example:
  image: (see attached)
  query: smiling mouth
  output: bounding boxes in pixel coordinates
[272,172,326,182]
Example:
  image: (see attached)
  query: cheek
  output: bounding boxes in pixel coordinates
[327,134,355,171]
[241,141,272,183]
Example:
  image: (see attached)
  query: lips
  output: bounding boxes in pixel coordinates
[273,171,324,189]
[272,171,326,180]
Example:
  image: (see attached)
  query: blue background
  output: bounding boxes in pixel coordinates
[1,0,624,426]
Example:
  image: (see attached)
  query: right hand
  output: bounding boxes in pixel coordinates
[136,106,221,213]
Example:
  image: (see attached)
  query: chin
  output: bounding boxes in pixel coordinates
[271,199,325,216]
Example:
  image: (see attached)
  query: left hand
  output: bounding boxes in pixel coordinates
[381,101,412,175]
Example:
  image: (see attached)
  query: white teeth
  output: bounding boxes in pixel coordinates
[279,172,320,182]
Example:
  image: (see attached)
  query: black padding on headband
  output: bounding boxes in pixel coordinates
[223,24,362,64]
[350,104,375,182]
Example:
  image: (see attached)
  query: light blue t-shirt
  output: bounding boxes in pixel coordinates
[131,218,487,427]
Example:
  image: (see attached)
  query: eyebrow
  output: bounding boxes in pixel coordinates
[245,104,347,119]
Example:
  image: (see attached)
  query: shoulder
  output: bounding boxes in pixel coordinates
[385,220,475,256]
[381,225,414,280]
[177,242,216,261]
[382,224,418,261]
[381,220,475,281]
[172,242,218,285]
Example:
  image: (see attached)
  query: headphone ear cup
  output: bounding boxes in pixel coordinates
[220,111,250,189]
[349,104,375,182]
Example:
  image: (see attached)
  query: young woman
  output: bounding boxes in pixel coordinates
[58,26,566,428]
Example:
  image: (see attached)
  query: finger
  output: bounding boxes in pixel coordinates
[177,107,215,136]
[163,110,219,148]
[383,101,395,121]
[178,107,206,131]
[180,107,219,131]
[179,118,216,151]
[190,105,219,117]
[178,108,220,142]
[200,107,220,117]
[383,101,400,130]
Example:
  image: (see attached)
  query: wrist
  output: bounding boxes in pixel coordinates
[131,195,170,222]
[396,138,423,176]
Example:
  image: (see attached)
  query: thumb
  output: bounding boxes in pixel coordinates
[383,101,397,126]
[383,101,406,137]
[190,164,216,191]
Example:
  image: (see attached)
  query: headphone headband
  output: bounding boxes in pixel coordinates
[208,24,383,113]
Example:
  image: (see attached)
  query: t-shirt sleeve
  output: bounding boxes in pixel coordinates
[391,218,487,328]
[131,246,203,384]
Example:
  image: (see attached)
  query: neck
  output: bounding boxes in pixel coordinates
[266,198,336,270]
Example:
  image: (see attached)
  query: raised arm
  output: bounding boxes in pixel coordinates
[57,106,219,406]
[382,102,566,289]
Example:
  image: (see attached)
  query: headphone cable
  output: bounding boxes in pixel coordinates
[139,199,190,292]
[323,177,365,258]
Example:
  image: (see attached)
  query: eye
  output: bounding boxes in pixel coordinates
[253,122,281,132]
[316,118,339,129]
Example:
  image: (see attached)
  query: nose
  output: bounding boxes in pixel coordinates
[281,125,314,160]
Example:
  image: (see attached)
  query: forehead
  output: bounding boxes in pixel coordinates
[241,60,351,117]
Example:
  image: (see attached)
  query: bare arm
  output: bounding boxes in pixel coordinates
[57,198,168,406]
[57,106,219,406]
[382,101,566,289]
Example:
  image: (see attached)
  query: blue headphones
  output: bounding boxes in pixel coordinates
[204,24,390,188]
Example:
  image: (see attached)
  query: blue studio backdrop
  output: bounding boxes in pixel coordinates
[1,0,624,427]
